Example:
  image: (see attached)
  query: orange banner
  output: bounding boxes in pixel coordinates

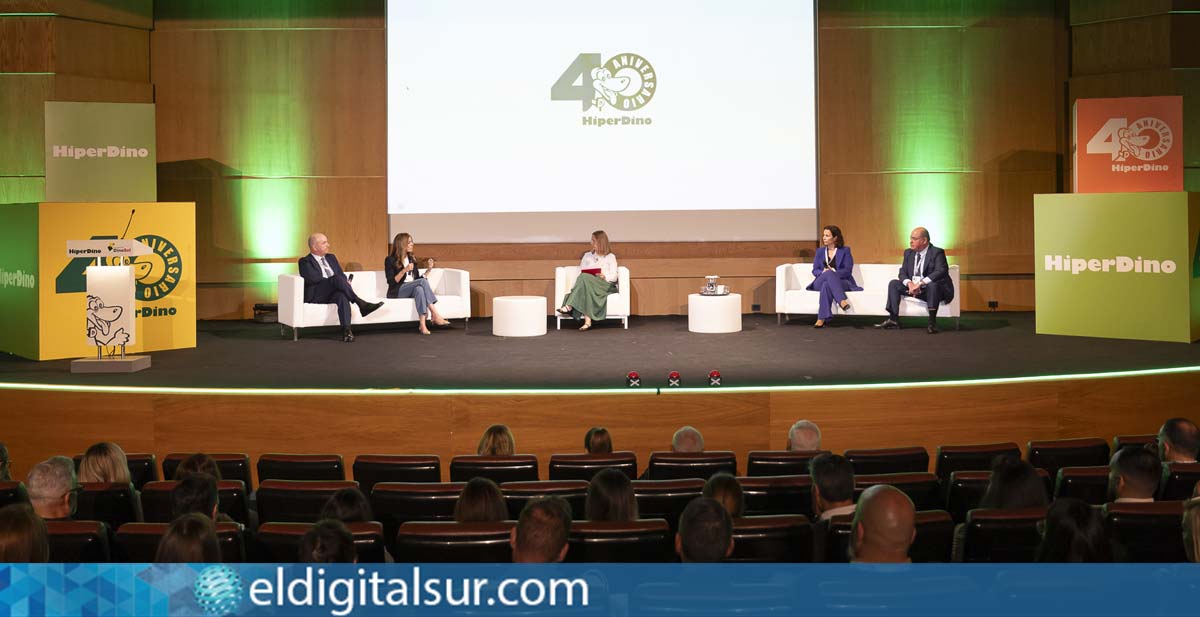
[1073,96,1183,193]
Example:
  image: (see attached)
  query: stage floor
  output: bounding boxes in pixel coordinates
[1,313,1198,390]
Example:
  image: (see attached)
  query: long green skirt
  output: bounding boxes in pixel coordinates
[563,274,617,321]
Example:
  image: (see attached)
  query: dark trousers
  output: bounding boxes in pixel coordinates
[307,276,362,329]
[885,279,948,322]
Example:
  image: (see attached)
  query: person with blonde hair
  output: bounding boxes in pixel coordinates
[78,442,131,485]
[385,232,452,335]
[557,230,618,331]
[477,424,515,456]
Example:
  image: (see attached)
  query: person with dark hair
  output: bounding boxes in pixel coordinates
[703,473,744,518]
[809,453,857,561]
[172,472,219,520]
[454,478,507,523]
[0,504,49,563]
[477,425,516,456]
[850,485,915,563]
[1109,447,1162,502]
[676,498,734,563]
[156,513,220,563]
[299,232,384,343]
[876,226,954,334]
[1158,417,1199,463]
[300,519,357,563]
[172,454,222,480]
[586,468,638,522]
[320,488,374,523]
[807,225,861,328]
[584,427,613,454]
[511,497,571,563]
[0,443,10,482]
[1034,497,1112,563]
[951,456,1048,561]
[557,230,618,331]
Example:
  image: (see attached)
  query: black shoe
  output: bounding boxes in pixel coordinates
[342,329,355,342]
[874,318,900,330]
[927,324,940,334]
[359,301,384,318]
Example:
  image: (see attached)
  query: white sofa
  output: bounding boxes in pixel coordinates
[278,269,471,339]
[553,266,631,329]
[775,263,960,328]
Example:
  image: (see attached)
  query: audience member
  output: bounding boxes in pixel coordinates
[1184,497,1200,563]
[300,519,357,563]
[78,442,131,485]
[1109,447,1161,502]
[584,427,613,454]
[676,498,733,563]
[26,456,77,520]
[787,420,822,451]
[454,478,507,523]
[703,473,745,518]
[1034,497,1112,563]
[171,472,219,520]
[511,497,571,563]
[0,442,10,481]
[850,485,915,563]
[809,453,856,561]
[951,456,1048,561]
[671,426,704,453]
[1158,418,1199,463]
[477,425,516,456]
[320,487,374,523]
[586,468,638,522]
[172,453,222,480]
[155,513,220,563]
[0,504,49,563]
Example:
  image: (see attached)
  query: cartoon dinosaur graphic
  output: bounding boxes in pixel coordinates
[591,67,630,111]
[86,294,130,348]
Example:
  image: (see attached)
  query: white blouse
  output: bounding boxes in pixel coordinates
[579,251,618,283]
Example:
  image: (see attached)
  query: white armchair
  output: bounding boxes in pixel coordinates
[553,266,630,330]
[775,263,960,328]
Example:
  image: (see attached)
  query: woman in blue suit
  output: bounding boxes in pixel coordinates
[808,225,862,328]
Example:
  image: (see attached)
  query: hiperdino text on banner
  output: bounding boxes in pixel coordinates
[1073,96,1183,194]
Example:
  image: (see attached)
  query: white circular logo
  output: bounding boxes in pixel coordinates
[1118,117,1173,161]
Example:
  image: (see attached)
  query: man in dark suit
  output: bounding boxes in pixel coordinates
[299,233,383,342]
[876,226,954,334]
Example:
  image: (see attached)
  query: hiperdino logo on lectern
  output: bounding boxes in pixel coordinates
[1044,254,1177,275]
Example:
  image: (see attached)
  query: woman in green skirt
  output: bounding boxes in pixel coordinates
[557,230,618,331]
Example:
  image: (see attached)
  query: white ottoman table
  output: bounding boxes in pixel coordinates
[492,296,548,337]
[688,293,742,333]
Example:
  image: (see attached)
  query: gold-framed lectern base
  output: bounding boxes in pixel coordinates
[70,356,151,373]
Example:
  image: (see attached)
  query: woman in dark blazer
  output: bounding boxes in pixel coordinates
[808,225,862,328]
[385,232,451,335]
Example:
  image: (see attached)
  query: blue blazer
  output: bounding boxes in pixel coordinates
[807,246,862,291]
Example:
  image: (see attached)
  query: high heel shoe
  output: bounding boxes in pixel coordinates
[813,320,825,329]
[556,306,573,316]
[839,301,852,311]
[418,326,432,335]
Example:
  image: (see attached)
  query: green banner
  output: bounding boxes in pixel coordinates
[43,102,157,202]
[0,203,40,359]
[1034,192,1200,343]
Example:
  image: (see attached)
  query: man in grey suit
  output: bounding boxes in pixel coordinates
[876,227,954,334]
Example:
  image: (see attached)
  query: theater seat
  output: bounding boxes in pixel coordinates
[139,480,250,524]
[116,521,245,563]
[395,521,515,563]
[46,520,111,562]
[738,475,813,518]
[1103,500,1187,562]
[645,451,737,480]
[162,453,252,489]
[1027,438,1109,479]
[819,514,853,563]
[352,455,441,495]
[728,515,812,563]
[370,482,465,554]
[548,452,637,481]
[74,453,159,491]
[745,451,829,477]
[844,446,928,475]
[934,443,1020,483]
[1159,462,1200,501]
[1053,466,1111,505]
[501,480,588,520]
[945,470,1051,523]
[256,480,359,524]
[960,506,1046,563]
[257,453,345,482]
[567,519,673,563]
[449,455,538,484]
[259,521,388,563]
[910,510,955,563]
[1112,434,1156,454]
[854,473,941,511]
[77,482,143,530]
[0,481,29,509]
[632,479,704,535]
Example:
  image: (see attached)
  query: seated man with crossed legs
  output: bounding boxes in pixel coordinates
[299,233,383,342]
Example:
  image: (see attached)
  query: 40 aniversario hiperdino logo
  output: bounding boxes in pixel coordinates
[551,52,657,113]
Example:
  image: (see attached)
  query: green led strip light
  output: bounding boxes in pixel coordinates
[1,365,1197,397]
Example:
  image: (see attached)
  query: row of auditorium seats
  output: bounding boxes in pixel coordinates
[38,498,1187,564]
[55,434,1170,491]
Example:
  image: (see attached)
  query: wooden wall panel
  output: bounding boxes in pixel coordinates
[0,74,52,176]
[153,0,383,31]
[52,17,149,82]
[0,17,53,72]
[6,0,153,29]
